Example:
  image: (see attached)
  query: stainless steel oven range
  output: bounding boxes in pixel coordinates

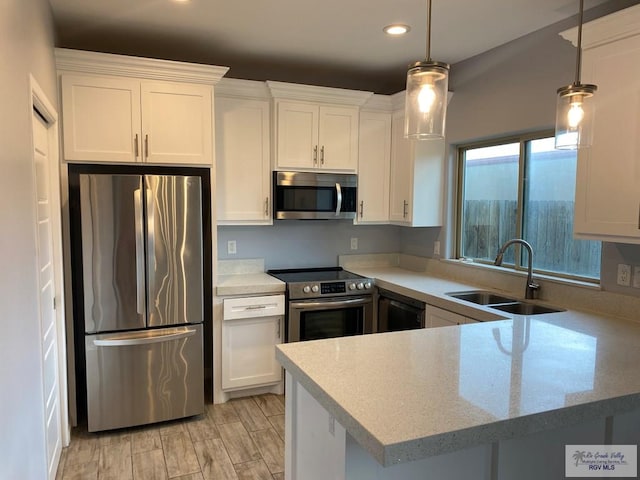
[267,267,375,342]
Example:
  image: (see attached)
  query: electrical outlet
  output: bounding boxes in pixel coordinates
[227,240,237,255]
[617,263,631,286]
[634,266,640,288]
[350,237,358,250]
[434,241,441,256]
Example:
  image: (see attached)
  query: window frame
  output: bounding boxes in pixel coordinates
[455,130,601,284]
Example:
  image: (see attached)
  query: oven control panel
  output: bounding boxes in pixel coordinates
[289,279,375,299]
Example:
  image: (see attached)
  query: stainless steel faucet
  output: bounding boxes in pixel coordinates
[494,239,539,299]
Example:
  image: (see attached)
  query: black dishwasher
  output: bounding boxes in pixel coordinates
[377,289,426,332]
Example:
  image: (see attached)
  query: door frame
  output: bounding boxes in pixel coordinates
[29,75,70,450]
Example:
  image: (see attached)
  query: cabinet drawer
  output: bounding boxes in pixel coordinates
[223,294,285,320]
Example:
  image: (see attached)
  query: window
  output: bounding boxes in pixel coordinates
[457,133,601,281]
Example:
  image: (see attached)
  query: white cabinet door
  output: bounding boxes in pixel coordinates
[426,305,469,328]
[215,96,271,224]
[318,105,359,171]
[357,111,391,223]
[275,100,319,169]
[389,110,413,223]
[222,295,284,391]
[574,33,640,242]
[222,315,283,390]
[61,74,141,163]
[389,109,444,227]
[141,82,212,165]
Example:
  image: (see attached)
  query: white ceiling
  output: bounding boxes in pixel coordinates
[49,0,615,93]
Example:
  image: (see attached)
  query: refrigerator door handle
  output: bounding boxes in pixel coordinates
[145,185,156,287]
[93,327,198,347]
[134,188,146,316]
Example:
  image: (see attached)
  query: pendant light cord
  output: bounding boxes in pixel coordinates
[575,0,584,86]
[426,0,432,62]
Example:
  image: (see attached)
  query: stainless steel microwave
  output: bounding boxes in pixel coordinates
[273,171,357,220]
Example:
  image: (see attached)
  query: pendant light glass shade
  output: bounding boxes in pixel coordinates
[404,0,450,139]
[554,83,597,149]
[405,60,449,139]
[554,0,597,150]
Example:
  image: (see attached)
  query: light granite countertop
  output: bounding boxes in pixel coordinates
[276,266,640,467]
[215,259,285,296]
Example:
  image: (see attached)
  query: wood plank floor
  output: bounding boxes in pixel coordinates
[56,394,285,480]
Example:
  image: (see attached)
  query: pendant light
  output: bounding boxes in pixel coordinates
[404,0,450,140]
[555,0,597,149]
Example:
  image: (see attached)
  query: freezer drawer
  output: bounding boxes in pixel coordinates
[85,324,204,432]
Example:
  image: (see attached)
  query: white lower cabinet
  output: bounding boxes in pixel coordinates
[425,305,471,328]
[222,295,284,391]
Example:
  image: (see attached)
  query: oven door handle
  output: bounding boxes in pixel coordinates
[290,297,371,310]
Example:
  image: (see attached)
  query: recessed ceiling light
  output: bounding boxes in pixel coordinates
[384,24,411,36]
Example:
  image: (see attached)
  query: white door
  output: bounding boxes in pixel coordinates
[32,108,62,479]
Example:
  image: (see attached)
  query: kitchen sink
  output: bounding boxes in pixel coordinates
[490,302,565,315]
[447,290,565,316]
[447,290,517,306]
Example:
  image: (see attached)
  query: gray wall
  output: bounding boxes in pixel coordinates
[0,0,58,478]
[218,222,401,269]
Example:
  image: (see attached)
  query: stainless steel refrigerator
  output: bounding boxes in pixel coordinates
[74,169,206,432]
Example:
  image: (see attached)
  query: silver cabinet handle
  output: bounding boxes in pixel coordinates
[359,200,364,218]
[93,328,197,347]
[313,145,318,165]
[265,197,269,217]
[335,183,342,216]
[403,200,408,218]
[245,305,267,310]
[144,134,149,160]
[320,145,325,165]
[134,134,139,158]
[277,321,281,340]
[133,188,145,315]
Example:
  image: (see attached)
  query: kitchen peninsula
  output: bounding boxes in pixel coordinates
[276,261,640,479]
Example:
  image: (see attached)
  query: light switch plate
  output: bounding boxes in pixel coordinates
[350,237,358,250]
[227,240,237,255]
[617,263,631,286]
[434,241,441,256]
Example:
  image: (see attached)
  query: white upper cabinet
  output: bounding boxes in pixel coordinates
[357,99,391,223]
[267,81,372,172]
[141,82,213,164]
[389,104,444,227]
[61,75,141,163]
[215,79,272,224]
[565,6,640,243]
[56,49,228,165]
